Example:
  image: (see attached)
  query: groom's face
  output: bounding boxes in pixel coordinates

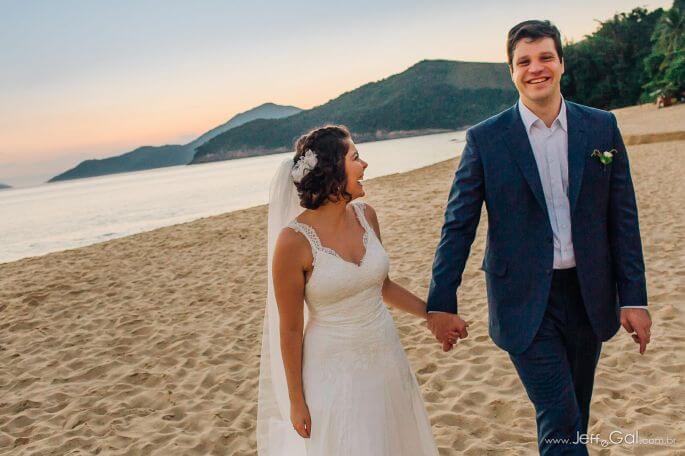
[509,37,564,105]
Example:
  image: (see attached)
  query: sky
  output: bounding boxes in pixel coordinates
[0,0,673,187]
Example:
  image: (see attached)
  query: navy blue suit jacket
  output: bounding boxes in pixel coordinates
[427,101,648,354]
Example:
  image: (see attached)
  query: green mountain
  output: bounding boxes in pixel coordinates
[48,103,302,183]
[191,102,302,147]
[48,145,192,183]
[191,60,517,164]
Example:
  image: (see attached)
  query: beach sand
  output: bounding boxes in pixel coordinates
[1,103,683,455]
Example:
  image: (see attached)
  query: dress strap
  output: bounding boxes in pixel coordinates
[287,220,321,267]
[351,201,375,237]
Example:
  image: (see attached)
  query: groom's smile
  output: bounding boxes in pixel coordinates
[509,36,564,105]
[527,76,550,85]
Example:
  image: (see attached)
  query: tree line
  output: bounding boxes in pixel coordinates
[562,1,684,109]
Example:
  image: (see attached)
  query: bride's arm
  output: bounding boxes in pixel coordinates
[364,204,430,320]
[382,277,429,319]
[272,228,312,438]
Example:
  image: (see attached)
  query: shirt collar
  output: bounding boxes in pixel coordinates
[518,97,567,133]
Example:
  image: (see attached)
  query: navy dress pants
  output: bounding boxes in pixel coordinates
[509,268,602,455]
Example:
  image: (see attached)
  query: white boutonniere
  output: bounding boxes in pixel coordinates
[591,148,617,167]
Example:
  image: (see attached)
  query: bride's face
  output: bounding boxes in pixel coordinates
[343,140,367,199]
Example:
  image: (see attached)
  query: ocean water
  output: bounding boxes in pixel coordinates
[0,131,466,264]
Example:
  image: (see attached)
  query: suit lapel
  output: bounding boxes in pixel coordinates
[566,103,588,213]
[503,104,549,217]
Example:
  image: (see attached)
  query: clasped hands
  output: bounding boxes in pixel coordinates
[426,312,469,352]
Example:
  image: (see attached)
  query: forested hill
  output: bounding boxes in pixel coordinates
[191,60,517,163]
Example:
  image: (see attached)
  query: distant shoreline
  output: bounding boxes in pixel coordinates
[189,128,457,165]
[3,130,463,190]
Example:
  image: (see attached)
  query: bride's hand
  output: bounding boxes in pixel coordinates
[290,400,312,438]
[427,312,469,344]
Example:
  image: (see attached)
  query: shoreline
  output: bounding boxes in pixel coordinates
[190,129,458,164]
[0,154,460,268]
[1,130,470,266]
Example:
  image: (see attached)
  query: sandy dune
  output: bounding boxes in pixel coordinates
[1,104,683,455]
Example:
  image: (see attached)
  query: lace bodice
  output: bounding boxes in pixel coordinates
[288,213,369,268]
[286,201,390,318]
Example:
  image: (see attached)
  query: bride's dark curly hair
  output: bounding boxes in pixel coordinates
[292,125,352,209]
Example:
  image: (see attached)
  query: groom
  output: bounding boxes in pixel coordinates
[426,20,652,455]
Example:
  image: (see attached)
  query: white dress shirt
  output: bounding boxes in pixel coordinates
[518,98,576,270]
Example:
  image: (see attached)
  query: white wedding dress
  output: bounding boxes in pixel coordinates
[280,200,439,455]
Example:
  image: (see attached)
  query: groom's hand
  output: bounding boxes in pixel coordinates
[427,313,469,352]
[620,308,652,355]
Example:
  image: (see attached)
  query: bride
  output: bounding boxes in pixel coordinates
[257,125,447,455]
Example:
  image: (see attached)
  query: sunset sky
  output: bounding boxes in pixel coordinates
[0,0,673,187]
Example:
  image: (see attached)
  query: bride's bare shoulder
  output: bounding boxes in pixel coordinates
[274,225,313,266]
[277,225,308,249]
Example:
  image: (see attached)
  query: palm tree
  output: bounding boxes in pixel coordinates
[655,6,684,56]
[643,4,685,101]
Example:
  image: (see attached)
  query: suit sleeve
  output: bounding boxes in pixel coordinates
[608,113,648,308]
[426,129,485,314]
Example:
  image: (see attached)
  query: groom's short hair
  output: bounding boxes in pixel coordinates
[507,20,563,66]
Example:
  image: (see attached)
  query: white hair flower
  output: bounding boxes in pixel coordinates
[291,149,318,183]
